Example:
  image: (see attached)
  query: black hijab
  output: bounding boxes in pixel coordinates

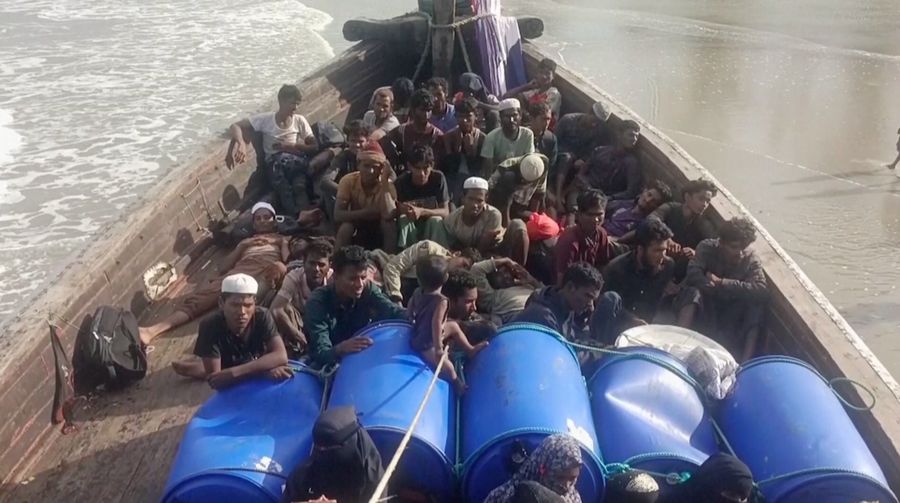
[281,406,384,503]
[664,453,754,503]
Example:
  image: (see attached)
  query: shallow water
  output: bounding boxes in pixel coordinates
[2,0,899,375]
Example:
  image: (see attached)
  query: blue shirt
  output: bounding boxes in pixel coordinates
[429,103,457,134]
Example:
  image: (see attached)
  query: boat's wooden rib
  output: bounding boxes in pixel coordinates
[522,44,900,489]
[0,41,394,500]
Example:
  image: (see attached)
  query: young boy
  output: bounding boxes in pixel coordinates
[407,256,487,394]
[504,58,562,122]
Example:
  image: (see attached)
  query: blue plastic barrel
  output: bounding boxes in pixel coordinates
[161,362,324,503]
[460,323,605,503]
[719,356,897,503]
[327,321,457,502]
[588,347,719,475]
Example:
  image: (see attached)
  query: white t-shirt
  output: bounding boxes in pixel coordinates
[249,112,314,159]
[362,110,400,134]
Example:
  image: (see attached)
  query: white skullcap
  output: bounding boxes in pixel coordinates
[221,273,258,295]
[463,176,489,191]
[251,202,276,216]
[592,101,611,121]
[497,98,521,112]
[519,153,546,182]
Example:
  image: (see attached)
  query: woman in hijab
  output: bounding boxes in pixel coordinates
[281,406,384,503]
[483,434,584,503]
[606,471,659,503]
[662,453,755,503]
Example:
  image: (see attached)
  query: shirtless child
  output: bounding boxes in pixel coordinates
[407,256,487,394]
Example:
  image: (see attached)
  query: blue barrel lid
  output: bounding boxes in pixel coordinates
[162,470,284,503]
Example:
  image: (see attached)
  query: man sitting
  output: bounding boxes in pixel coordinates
[270,239,333,356]
[304,246,407,366]
[604,180,672,239]
[443,98,487,200]
[171,273,290,389]
[488,154,548,265]
[139,202,288,345]
[427,77,458,133]
[226,84,320,216]
[554,101,614,185]
[650,178,718,277]
[529,101,558,170]
[471,257,542,324]
[504,58,562,122]
[554,190,622,285]
[382,89,445,176]
[443,270,498,344]
[362,88,400,140]
[603,219,676,323]
[480,98,535,177]
[675,217,768,361]
[513,262,624,346]
[443,177,504,254]
[334,140,397,251]
[388,145,450,250]
[318,120,370,221]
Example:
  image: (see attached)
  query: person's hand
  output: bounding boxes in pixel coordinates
[706,272,722,287]
[269,365,294,381]
[335,336,374,356]
[207,368,238,390]
[298,208,324,227]
[407,205,423,220]
[573,159,586,171]
[275,139,295,152]
[663,281,681,296]
[666,241,683,256]
[228,142,247,168]
[526,79,539,90]
[680,247,696,259]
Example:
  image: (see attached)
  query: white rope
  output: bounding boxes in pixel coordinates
[366,347,451,503]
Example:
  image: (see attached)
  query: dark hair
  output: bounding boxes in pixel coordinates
[682,178,718,198]
[277,84,302,103]
[443,269,478,299]
[619,119,640,133]
[634,219,674,247]
[719,217,757,246]
[344,119,371,139]
[456,98,477,117]
[561,262,604,290]
[391,77,415,107]
[332,245,368,274]
[426,77,449,92]
[457,247,483,263]
[407,144,435,167]
[538,58,558,73]
[577,189,607,213]
[305,239,334,261]
[416,255,449,290]
[646,179,673,203]
[529,101,551,118]
[409,89,435,111]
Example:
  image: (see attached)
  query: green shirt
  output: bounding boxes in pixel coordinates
[481,126,535,171]
[303,282,406,365]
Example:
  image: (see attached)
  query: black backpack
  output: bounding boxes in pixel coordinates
[311,121,346,149]
[72,306,147,393]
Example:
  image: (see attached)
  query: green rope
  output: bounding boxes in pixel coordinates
[829,377,877,412]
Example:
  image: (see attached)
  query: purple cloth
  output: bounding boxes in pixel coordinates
[474,0,527,97]
[603,199,644,237]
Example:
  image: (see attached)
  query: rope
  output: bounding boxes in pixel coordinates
[367,347,451,503]
[411,13,433,83]
[829,376,877,411]
[431,12,495,30]
[456,25,472,73]
[411,11,494,82]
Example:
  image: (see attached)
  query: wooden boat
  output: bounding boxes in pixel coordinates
[2,6,900,501]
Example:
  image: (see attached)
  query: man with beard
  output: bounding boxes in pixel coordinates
[362,88,400,140]
[381,89,445,176]
[270,239,334,356]
[171,273,290,389]
[304,246,407,366]
[480,98,535,176]
[603,219,677,323]
[675,217,768,361]
[427,77,458,133]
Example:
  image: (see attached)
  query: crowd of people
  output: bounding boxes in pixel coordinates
[137,61,771,502]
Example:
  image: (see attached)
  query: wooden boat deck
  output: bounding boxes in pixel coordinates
[3,26,900,501]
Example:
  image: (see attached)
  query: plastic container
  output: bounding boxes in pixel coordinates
[161,364,324,503]
[588,346,719,475]
[718,356,897,503]
[327,321,457,502]
[460,323,605,503]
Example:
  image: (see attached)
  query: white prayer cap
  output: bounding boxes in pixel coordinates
[497,98,521,112]
[221,273,258,295]
[463,176,489,191]
[251,202,276,216]
[592,101,611,121]
[519,153,546,182]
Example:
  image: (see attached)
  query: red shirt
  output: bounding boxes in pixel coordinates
[554,224,615,283]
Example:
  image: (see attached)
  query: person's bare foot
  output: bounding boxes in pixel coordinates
[139,326,155,347]
[467,341,489,358]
